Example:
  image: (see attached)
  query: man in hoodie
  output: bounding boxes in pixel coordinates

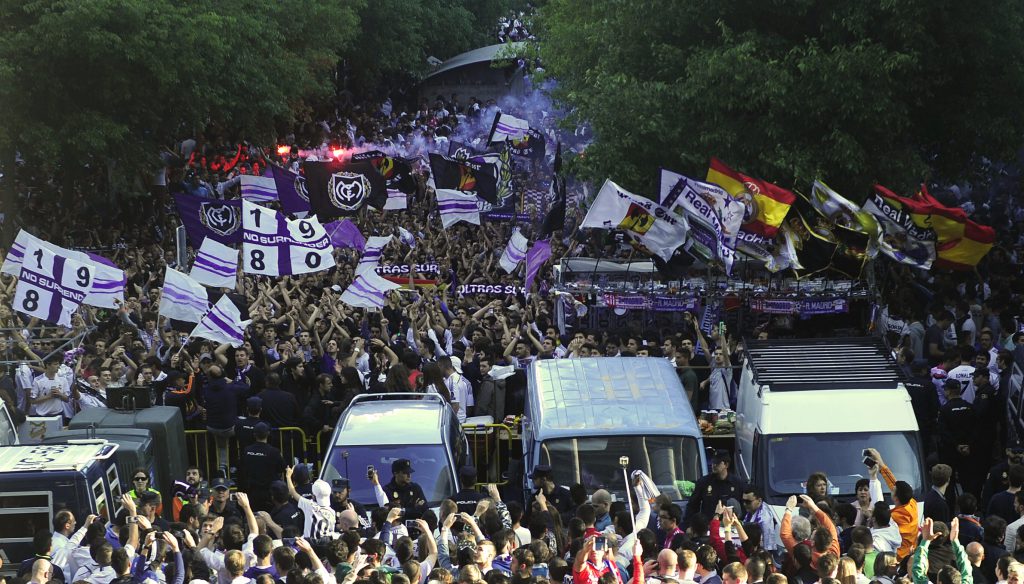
[202,365,250,475]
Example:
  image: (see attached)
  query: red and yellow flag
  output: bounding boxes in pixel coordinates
[876,184,994,270]
[706,158,796,237]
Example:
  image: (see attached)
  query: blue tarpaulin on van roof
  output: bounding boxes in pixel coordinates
[527,358,701,441]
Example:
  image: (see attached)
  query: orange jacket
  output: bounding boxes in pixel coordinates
[881,464,919,560]
[781,508,840,569]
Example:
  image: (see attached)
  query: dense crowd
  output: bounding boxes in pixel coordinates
[5,9,1024,584]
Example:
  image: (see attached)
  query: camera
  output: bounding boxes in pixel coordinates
[594,537,607,551]
[405,520,419,531]
[367,465,375,479]
[282,537,296,546]
[863,456,876,468]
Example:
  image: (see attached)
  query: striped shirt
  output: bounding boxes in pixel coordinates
[296,496,335,540]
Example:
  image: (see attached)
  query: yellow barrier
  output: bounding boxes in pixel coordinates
[185,426,315,480]
[462,422,520,487]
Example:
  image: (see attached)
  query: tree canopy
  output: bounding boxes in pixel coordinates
[537,0,1024,198]
[0,0,363,180]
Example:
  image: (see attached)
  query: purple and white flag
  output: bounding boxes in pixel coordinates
[240,175,278,203]
[397,227,416,248]
[339,270,402,310]
[13,243,94,327]
[3,230,125,309]
[487,112,530,142]
[524,239,552,292]
[190,295,251,347]
[357,235,392,274]
[324,219,366,251]
[242,201,335,276]
[437,189,481,228]
[159,267,209,323]
[269,164,311,216]
[174,193,243,246]
[499,228,529,274]
[383,189,408,211]
[190,238,238,289]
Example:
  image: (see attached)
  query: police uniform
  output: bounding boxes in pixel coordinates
[684,470,746,523]
[937,396,976,492]
[526,465,574,523]
[235,396,264,452]
[382,459,427,518]
[453,466,485,514]
[240,423,286,512]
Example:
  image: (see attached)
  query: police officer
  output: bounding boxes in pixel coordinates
[937,378,976,496]
[330,478,366,519]
[981,440,1024,509]
[526,465,573,523]
[235,396,263,452]
[452,465,485,514]
[684,450,746,524]
[239,422,286,512]
[370,459,427,518]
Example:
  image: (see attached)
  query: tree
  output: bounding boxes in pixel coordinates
[341,0,528,99]
[537,0,1024,199]
[0,0,363,237]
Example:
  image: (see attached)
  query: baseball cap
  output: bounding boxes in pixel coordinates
[246,396,263,409]
[311,479,332,506]
[254,422,270,439]
[530,464,553,479]
[392,459,414,474]
[450,356,464,374]
[211,477,232,491]
[331,478,350,492]
[711,450,731,464]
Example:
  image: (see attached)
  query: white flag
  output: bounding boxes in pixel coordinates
[397,227,416,248]
[383,190,408,210]
[500,228,529,274]
[437,189,480,228]
[358,235,393,275]
[658,170,740,275]
[159,267,209,323]
[3,230,125,308]
[190,296,251,347]
[190,238,238,289]
[242,200,335,276]
[240,175,278,203]
[13,243,94,327]
[339,270,402,310]
[488,112,530,142]
[581,179,689,261]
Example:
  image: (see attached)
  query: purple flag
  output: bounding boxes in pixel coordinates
[174,193,243,246]
[270,164,311,215]
[324,219,366,252]
[524,239,552,292]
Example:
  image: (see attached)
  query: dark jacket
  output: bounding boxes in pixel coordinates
[258,387,301,428]
[923,487,952,524]
[203,377,250,429]
[685,472,746,523]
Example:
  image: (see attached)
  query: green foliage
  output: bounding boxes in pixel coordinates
[0,0,363,179]
[537,0,1024,198]
[342,0,527,96]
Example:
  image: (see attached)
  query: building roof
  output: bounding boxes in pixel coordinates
[425,42,525,80]
[527,358,701,441]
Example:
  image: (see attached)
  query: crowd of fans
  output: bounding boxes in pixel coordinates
[4,8,1024,584]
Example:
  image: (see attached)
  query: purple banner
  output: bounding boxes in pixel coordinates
[174,193,243,246]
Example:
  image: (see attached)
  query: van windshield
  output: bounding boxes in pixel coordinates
[765,431,922,497]
[540,435,701,500]
[321,444,455,507]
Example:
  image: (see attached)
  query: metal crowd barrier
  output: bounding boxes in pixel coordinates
[184,422,521,487]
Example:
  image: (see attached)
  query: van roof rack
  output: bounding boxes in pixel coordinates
[744,337,904,391]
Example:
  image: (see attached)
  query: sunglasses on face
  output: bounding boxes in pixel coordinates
[134,476,148,482]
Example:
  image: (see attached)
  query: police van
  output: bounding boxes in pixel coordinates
[0,440,123,567]
[522,358,707,503]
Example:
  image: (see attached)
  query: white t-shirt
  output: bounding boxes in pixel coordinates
[31,373,70,416]
[445,373,474,423]
[947,365,976,402]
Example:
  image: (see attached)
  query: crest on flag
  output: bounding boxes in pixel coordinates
[617,204,655,234]
[295,175,310,202]
[328,172,370,211]
[199,202,241,237]
[458,166,478,191]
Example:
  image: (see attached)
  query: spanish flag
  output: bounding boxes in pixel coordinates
[877,184,994,270]
[706,158,796,237]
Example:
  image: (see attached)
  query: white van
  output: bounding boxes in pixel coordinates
[734,338,925,504]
